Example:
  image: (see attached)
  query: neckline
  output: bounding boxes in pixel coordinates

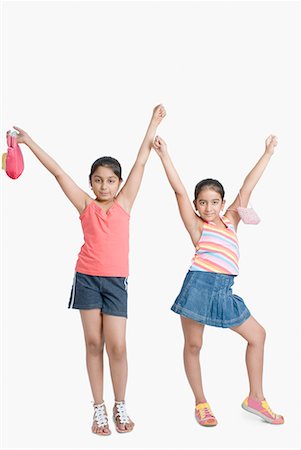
[206,215,229,229]
[90,199,116,216]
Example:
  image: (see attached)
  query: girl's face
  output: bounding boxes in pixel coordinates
[194,188,225,222]
[90,166,121,202]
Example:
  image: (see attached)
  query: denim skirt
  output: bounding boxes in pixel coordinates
[171,271,251,328]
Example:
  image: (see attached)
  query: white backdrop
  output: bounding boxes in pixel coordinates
[1,1,300,449]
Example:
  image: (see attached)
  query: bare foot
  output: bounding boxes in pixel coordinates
[113,401,135,433]
[92,403,111,436]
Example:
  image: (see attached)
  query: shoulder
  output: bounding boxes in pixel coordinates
[224,211,239,230]
[114,198,130,217]
[115,191,131,214]
[79,196,94,216]
[190,216,205,247]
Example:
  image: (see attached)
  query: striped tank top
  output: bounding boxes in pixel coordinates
[190,216,239,275]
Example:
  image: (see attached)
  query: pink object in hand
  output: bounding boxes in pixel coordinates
[237,206,261,225]
[5,132,24,179]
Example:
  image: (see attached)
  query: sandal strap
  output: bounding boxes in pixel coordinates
[93,402,109,427]
[114,401,130,424]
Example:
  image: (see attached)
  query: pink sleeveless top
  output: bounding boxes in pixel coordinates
[75,200,130,277]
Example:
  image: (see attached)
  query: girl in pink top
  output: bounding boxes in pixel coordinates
[10,104,166,436]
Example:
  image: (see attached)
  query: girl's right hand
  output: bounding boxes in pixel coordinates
[151,104,166,126]
[265,135,278,155]
[7,126,31,145]
[152,135,167,156]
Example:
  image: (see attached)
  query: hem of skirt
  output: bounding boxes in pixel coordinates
[171,304,251,328]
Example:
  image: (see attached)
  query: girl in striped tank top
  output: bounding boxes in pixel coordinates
[153,134,284,427]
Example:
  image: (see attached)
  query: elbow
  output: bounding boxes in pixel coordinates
[175,190,186,198]
[55,169,66,180]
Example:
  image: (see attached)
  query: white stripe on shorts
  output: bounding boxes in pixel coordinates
[69,273,77,308]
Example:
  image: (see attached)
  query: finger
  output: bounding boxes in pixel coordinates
[13,126,22,133]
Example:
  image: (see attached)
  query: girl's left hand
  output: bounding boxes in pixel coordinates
[265,135,278,155]
[152,135,168,156]
[7,126,31,145]
[151,104,166,125]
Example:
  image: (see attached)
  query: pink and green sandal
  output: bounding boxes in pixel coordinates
[195,402,218,427]
[242,396,284,424]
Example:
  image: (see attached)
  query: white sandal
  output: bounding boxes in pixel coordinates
[113,401,134,433]
[92,402,111,436]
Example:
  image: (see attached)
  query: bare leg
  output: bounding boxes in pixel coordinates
[103,314,134,432]
[181,316,206,404]
[231,316,266,401]
[80,309,110,435]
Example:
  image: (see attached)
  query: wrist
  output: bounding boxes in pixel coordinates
[160,150,169,160]
[264,149,274,157]
[150,117,161,128]
[24,135,34,147]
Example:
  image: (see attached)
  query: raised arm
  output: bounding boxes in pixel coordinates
[11,126,89,214]
[117,104,166,213]
[226,135,277,226]
[152,136,201,243]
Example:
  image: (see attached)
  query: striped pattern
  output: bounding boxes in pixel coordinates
[190,217,239,275]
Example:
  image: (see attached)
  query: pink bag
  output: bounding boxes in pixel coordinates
[228,192,261,225]
[237,192,260,225]
[3,131,24,179]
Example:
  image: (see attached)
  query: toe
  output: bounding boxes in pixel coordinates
[119,423,126,432]
[206,418,217,425]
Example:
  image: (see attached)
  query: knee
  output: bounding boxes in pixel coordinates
[106,343,127,361]
[259,326,266,343]
[250,325,266,346]
[184,339,203,355]
[86,339,103,357]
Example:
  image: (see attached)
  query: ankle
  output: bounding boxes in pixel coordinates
[195,397,207,405]
[93,400,105,405]
[249,393,265,402]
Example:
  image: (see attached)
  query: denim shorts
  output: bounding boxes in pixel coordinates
[171,271,251,328]
[68,272,128,318]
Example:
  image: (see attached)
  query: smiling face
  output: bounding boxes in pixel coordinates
[90,166,121,202]
[194,188,225,222]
